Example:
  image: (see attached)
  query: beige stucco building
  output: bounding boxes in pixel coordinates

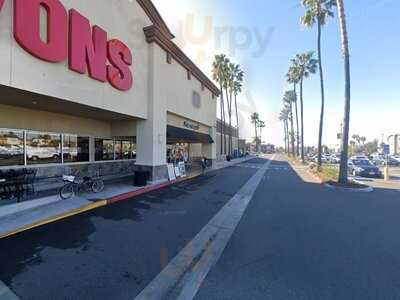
[0,0,218,182]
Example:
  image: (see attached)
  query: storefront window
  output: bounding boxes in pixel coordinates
[114,140,136,160]
[26,132,61,165]
[167,143,189,165]
[63,135,90,163]
[0,129,24,166]
[95,139,114,161]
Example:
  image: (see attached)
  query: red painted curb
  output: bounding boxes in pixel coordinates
[106,175,198,205]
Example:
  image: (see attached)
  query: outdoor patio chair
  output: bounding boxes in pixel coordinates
[23,169,37,195]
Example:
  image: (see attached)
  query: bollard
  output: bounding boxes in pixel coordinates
[384,166,390,181]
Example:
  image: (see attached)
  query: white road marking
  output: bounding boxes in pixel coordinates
[135,156,275,300]
[0,281,20,300]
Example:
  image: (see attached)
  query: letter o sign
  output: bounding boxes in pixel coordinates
[14,0,68,62]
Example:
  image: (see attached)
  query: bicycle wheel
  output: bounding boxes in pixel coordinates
[60,183,75,200]
[92,180,104,193]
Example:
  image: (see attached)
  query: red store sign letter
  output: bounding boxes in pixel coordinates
[14,0,68,63]
[69,9,107,82]
[107,39,133,92]
[12,0,133,91]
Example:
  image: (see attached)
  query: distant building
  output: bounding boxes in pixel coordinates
[388,134,400,155]
[260,144,275,154]
[216,119,239,156]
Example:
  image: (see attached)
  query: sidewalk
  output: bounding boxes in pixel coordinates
[0,156,253,239]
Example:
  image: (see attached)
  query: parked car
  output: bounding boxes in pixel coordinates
[348,159,382,178]
[371,156,386,166]
[371,155,400,166]
[312,154,330,164]
[390,155,400,163]
[329,154,340,164]
[351,155,369,160]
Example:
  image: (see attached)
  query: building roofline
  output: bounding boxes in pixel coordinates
[136,0,175,39]
[138,0,220,97]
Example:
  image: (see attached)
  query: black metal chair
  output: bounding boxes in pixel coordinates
[0,170,7,199]
[23,169,37,195]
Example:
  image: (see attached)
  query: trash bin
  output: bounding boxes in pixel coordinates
[134,171,149,187]
[226,155,231,162]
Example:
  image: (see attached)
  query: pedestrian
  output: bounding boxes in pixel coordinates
[201,156,207,174]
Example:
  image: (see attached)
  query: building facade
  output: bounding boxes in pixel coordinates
[215,119,239,157]
[388,134,400,155]
[0,0,218,183]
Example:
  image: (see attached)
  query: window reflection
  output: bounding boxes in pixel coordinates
[95,139,114,161]
[114,140,136,160]
[0,129,24,166]
[63,135,90,163]
[26,132,61,165]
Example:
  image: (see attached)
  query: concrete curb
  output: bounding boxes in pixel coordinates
[324,181,374,193]
[306,169,373,192]
[0,200,107,240]
[0,175,201,240]
[107,173,200,205]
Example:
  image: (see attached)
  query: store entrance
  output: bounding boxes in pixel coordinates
[167,143,189,165]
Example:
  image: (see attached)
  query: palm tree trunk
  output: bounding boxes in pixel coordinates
[225,88,231,155]
[254,122,258,152]
[290,102,295,157]
[234,93,239,152]
[317,17,325,167]
[228,91,233,156]
[285,121,290,154]
[294,83,300,157]
[300,77,305,163]
[337,0,351,184]
[283,122,287,153]
[219,83,224,155]
[222,89,228,155]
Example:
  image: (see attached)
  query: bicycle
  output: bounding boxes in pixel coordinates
[60,171,104,200]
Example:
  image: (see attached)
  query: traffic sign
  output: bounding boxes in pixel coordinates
[383,144,390,155]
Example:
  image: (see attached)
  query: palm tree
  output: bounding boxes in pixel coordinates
[212,54,228,155]
[283,90,296,157]
[258,120,266,146]
[301,0,336,167]
[352,134,360,145]
[286,66,301,157]
[291,52,318,163]
[336,0,351,184]
[251,113,260,152]
[280,109,290,154]
[226,63,244,155]
[233,68,244,152]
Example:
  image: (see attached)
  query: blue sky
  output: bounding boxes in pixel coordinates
[153,0,399,147]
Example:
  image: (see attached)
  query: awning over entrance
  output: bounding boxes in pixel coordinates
[167,125,214,144]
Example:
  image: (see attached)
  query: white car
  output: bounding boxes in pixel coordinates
[314,154,330,164]
[391,155,400,163]
[329,155,341,164]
